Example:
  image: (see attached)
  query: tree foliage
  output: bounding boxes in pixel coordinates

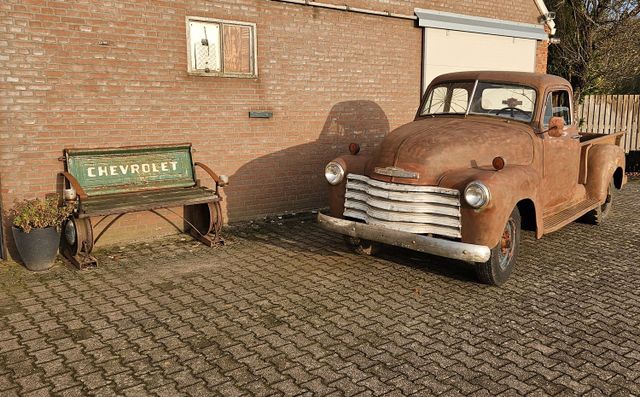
[547,0,640,100]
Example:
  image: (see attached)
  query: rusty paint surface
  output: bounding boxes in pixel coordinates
[66,145,195,196]
[326,71,627,250]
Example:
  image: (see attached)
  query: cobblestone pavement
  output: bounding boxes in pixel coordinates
[1,181,639,396]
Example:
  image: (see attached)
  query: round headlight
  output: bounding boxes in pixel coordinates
[325,162,345,185]
[464,181,491,209]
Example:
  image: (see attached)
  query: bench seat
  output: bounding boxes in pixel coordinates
[78,186,219,218]
[59,143,227,269]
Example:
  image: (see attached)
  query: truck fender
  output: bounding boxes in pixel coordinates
[326,154,371,218]
[585,144,625,202]
[439,165,543,248]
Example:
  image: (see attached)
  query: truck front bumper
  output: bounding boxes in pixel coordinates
[317,213,491,263]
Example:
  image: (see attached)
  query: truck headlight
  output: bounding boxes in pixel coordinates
[464,181,491,209]
[325,161,345,185]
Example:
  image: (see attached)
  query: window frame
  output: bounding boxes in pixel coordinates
[185,16,258,78]
[541,89,572,129]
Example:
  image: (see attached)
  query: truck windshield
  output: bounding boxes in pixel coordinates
[421,81,537,123]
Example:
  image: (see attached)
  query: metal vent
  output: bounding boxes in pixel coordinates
[343,174,462,238]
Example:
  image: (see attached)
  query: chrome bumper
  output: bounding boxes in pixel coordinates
[318,213,491,262]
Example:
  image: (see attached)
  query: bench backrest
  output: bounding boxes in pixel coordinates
[65,144,196,196]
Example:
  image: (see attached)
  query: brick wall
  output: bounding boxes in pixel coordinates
[0,0,546,249]
[535,26,550,74]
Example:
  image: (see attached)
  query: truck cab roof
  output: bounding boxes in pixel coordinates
[430,71,571,92]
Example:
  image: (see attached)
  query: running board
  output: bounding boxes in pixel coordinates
[543,199,601,234]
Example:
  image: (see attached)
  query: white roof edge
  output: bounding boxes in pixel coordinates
[414,8,549,40]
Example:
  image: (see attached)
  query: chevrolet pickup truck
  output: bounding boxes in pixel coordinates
[318,71,627,285]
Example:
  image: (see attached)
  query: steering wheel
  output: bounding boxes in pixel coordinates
[495,107,528,117]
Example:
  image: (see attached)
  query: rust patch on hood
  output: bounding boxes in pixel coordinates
[365,116,535,185]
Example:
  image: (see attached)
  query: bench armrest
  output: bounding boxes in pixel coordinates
[194,162,228,192]
[59,172,88,200]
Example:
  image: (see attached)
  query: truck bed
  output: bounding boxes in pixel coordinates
[578,131,624,184]
[579,131,624,146]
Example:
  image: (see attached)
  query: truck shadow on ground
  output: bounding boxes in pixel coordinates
[225,100,389,221]
[232,219,481,283]
[233,220,545,284]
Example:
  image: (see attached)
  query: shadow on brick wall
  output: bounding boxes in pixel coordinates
[226,100,390,221]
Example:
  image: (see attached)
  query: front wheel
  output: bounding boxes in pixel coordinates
[475,207,521,286]
[343,236,381,256]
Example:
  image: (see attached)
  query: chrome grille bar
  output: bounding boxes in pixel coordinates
[344,174,462,238]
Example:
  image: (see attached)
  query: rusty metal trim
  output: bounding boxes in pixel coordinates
[194,162,221,185]
[64,143,192,156]
[374,166,419,179]
[317,212,491,262]
[59,172,88,200]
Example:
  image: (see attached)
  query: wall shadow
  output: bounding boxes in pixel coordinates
[226,100,390,221]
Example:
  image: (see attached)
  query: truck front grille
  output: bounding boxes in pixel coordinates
[343,174,462,238]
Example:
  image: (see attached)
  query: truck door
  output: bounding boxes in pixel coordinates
[541,89,582,210]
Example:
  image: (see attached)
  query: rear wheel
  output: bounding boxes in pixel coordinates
[582,180,614,225]
[476,207,521,286]
[343,236,381,256]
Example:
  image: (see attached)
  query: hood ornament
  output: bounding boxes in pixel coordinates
[374,166,419,179]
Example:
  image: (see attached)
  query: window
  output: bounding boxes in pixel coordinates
[421,82,473,114]
[542,90,572,127]
[186,17,257,77]
[469,82,536,123]
[421,81,536,123]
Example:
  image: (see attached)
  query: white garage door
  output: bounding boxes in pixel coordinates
[415,9,548,91]
[423,28,536,89]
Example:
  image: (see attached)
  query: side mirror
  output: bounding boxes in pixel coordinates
[547,116,565,137]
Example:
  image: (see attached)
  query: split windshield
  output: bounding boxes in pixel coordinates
[421,80,537,123]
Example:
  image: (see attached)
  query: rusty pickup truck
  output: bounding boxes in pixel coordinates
[318,71,626,285]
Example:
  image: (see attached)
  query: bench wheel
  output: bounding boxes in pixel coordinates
[61,217,98,269]
[184,202,223,246]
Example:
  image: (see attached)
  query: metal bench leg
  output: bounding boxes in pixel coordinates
[184,202,224,247]
[61,217,98,269]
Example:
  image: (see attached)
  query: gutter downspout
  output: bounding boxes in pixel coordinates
[533,0,556,35]
[268,0,417,21]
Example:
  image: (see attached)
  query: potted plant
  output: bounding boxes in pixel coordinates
[8,196,74,271]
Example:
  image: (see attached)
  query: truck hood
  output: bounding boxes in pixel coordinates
[365,116,535,185]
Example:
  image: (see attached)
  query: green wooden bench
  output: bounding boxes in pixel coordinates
[59,143,228,268]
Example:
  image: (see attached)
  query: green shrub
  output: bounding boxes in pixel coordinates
[8,196,74,233]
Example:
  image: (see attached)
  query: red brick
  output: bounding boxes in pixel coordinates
[0,0,548,247]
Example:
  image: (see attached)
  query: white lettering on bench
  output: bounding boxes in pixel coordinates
[85,161,182,178]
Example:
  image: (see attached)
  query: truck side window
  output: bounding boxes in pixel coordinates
[543,90,572,128]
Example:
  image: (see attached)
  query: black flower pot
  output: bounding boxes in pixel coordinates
[12,226,61,271]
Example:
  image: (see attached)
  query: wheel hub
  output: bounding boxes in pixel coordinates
[498,219,515,271]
